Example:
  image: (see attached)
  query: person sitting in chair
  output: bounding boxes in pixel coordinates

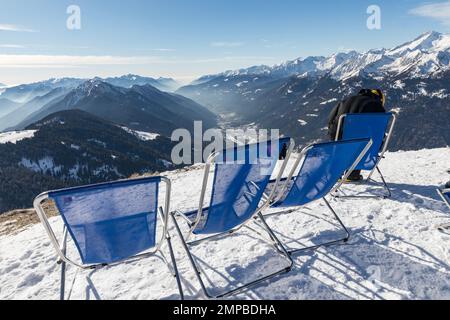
[328,89,386,181]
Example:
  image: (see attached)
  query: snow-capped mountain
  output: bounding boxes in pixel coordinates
[0,75,180,105]
[195,31,450,82]
[14,79,217,136]
[102,74,180,92]
[0,87,71,131]
[0,78,83,104]
[178,31,450,151]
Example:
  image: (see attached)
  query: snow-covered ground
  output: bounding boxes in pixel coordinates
[0,130,37,144]
[1,148,450,300]
[120,126,159,141]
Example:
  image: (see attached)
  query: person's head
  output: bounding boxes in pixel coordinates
[359,88,386,107]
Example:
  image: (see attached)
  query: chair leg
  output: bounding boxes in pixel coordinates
[60,260,66,300]
[187,228,240,247]
[375,166,391,199]
[170,212,293,299]
[273,198,350,256]
[59,225,69,300]
[165,232,185,300]
[262,209,297,218]
[333,166,391,199]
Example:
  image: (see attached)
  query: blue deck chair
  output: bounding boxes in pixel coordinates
[33,176,183,300]
[264,138,373,255]
[334,113,397,198]
[171,138,295,299]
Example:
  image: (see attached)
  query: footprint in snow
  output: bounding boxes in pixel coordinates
[17,273,44,288]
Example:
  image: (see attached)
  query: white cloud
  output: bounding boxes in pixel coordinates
[211,41,245,48]
[0,55,162,68]
[409,1,450,25]
[0,54,276,68]
[0,24,37,32]
[0,44,25,48]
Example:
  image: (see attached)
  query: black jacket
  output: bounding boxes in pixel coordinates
[328,91,386,139]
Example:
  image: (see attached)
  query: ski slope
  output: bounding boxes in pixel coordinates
[1,148,449,300]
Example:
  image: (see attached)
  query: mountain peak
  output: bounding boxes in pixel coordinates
[63,79,122,106]
[389,31,445,55]
[420,30,442,38]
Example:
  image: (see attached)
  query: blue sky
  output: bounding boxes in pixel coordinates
[1,0,449,85]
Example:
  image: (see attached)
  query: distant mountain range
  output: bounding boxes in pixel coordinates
[0,110,177,213]
[102,74,179,92]
[194,31,450,81]
[0,87,71,131]
[0,78,83,104]
[178,31,450,151]
[0,98,21,119]
[0,74,180,105]
[0,79,216,134]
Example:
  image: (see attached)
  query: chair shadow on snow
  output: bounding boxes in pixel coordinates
[85,270,102,301]
[176,206,450,300]
[74,254,185,300]
[388,182,450,213]
[77,197,449,300]
[348,180,450,215]
[329,229,450,299]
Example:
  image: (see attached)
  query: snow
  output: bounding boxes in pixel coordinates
[320,98,337,105]
[1,148,450,300]
[19,157,62,175]
[204,31,450,81]
[88,138,107,148]
[236,81,248,88]
[120,126,159,141]
[70,144,81,151]
[392,80,405,90]
[0,130,37,144]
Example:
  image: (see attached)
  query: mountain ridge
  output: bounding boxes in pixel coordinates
[190,31,450,83]
[13,79,217,136]
[177,31,450,151]
[0,74,180,105]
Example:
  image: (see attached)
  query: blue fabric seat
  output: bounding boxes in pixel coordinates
[340,113,394,171]
[49,177,161,265]
[191,137,291,235]
[335,113,396,198]
[265,138,372,255]
[172,138,295,299]
[34,176,183,300]
[273,139,372,207]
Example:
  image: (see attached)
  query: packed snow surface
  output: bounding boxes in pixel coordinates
[0,130,37,144]
[1,148,450,300]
